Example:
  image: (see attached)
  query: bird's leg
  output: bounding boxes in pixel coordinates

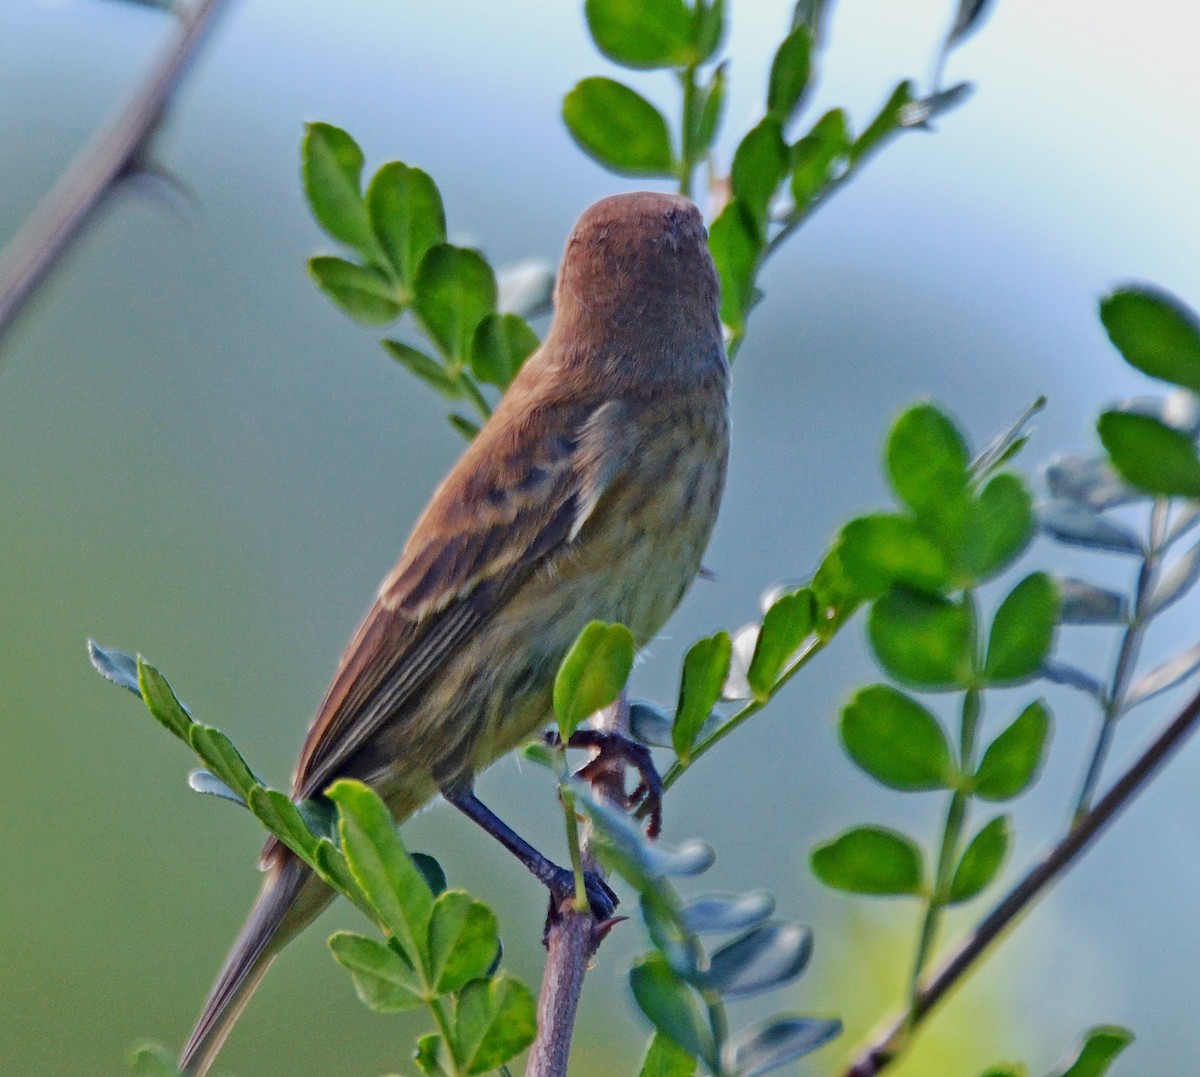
[545,729,664,839]
[443,788,618,921]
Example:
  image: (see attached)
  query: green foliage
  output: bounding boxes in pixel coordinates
[973,701,1051,801]
[562,78,676,175]
[1100,285,1200,394]
[840,685,954,791]
[984,573,1060,684]
[1097,410,1200,497]
[638,1031,697,1077]
[553,620,636,739]
[746,589,815,697]
[947,815,1010,904]
[584,0,696,69]
[810,826,925,896]
[673,630,732,759]
[982,1024,1134,1077]
[129,1045,184,1077]
[413,246,498,363]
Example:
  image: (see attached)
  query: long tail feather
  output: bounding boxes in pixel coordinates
[179,855,331,1076]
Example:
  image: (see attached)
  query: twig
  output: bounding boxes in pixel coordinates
[843,682,1200,1077]
[527,694,629,1077]
[0,0,232,348]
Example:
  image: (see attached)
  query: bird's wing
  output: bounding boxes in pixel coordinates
[289,398,632,802]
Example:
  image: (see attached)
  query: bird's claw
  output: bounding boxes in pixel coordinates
[543,867,620,943]
[553,729,665,839]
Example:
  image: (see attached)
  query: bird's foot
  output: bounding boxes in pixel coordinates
[549,728,665,839]
[543,866,621,943]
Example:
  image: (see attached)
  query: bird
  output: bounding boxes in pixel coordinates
[179,190,731,1075]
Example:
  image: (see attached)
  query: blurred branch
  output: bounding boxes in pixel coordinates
[0,0,231,349]
[843,681,1200,1077]
[528,693,629,1077]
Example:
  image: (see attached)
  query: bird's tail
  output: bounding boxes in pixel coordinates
[179,854,332,1076]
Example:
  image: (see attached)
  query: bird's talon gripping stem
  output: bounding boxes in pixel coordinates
[551,728,665,839]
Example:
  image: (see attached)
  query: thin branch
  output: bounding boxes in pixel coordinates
[527,694,629,1077]
[0,0,232,348]
[843,682,1200,1077]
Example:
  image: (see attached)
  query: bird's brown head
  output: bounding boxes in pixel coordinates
[545,192,724,384]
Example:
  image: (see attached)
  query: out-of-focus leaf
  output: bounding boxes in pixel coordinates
[413,245,497,362]
[708,198,761,334]
[810,826,924,896]
[1052,1025,1134,1077]
[327,780,433,967]
[129,1045,184,1076]
[1041,661,1104,700]
[973,701,1051,801]
[308,257,402,324]
[381,340,462,401]
[554,621,635,740]
[1039,501,1142,554]
[412,852,448,896]
[674,631,732,758]
[849,81,915,164]
[689,62,727,160]
[947,815,1010,903]
[962,473,1034,583]
[1098,410,1200,497]
[943,0,995,50]
[681,891,774,935]
[886,403,970,518]
[977,1066,1028,1077]
[767,24,813,121]
[328,931,423,1012]
[1147,537,1200,616]
[366,161,445,286]
[638,1030,697,1077]
[1167,503,1200,545]
[896,82,974,128]
[88,640,141,695]
[724,1014,843,1077]
[302,122,382,261]
[630,953,717,1069]
[1126,641,1200,708]
[722,622,759,701]
[1101,285,1200,394]
[585,0,694,69]
[1043,454,1141,510]
[454,974,537,1074]
[731,116,789,227]
[414,1033,443,1077]
[703,922,812,999]
[970,396,1044,480]
[985,573,1059,684]
[747,589,814,697]
[579,786,715,882]
[563,78,675,175]
[840,684,953,791]
[496,259,555,319]
[427,890,499,994]
[693,0,726,63]
[790,108,849,206]
[868,589,974,690]
[839,513,950,597]
[471,312,539,390]
[447,413,481,440]
[1056,578,1128,625]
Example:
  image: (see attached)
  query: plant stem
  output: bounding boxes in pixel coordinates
[458,370,494,422]
[1072,498,1167,821]
[559,786,590,914]
[429,998,462,1077]
[0,0,233,348]
[843,680,1200,1077]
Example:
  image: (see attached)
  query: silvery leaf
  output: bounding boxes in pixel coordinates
[1043,455,1143,510]
[703,922,813,1000]
[1039,501,1142,554]
[723,623,759,701]
[1115,391,1200,436]
[187,769,246,806]
[630,701,719,749]
[496,259,554,319]
[723,1014,843,1077]
[970,395,1044,478]
[1041,660,1104,700]
[1126,641,1200,707]
[1167,504,1200,546]
[1147,537,1200,617]
[681,891,775,935]
[898,82,973,128]
[1056,578,1128,625]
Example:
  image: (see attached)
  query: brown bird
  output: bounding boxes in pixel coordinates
[179,190,730,1075]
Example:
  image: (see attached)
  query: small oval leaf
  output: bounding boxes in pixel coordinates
[984,573,1060,685]
[947,815,1010,904]
[630,953,717,1069]
[680,891,775,935]
[1098,410,1200,497]
[1101,285,1200,394]
[973,701,1051,801]
[840,684,953,791]
[724,1014,843,1077]
[810,826,924,896]
[563,78,676,176]
[674,631,732,757]
[1039,500,1142,554]
[413,244,498,362]
[554,621,636,739]
[1056,578,1128,625]
[328,931,423,1012]
[703,922,813,1000]
[868,589,974,690]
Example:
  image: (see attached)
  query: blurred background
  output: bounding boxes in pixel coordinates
[3,1,1200,1074]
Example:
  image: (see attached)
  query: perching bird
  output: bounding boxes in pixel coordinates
[179,190,730,1075]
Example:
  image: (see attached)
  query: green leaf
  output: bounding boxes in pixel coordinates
[978,1065,1028,1077]
[136,658,194,740]
[88,640,141,695]
[585,0,694,69]
[470,312,539,390]
[673,630,732,758]
[747,589,815,696]
[886,403,971,516]
[984,573,1060,684]
[328,931,423,1012]
[426,890,500,994]
[638,1030,697,1077]
[413,852,449,896]
[629,953,717,1069]
[562,78,675,176]
[689,62,727,160]
[327,780,434,970]
[791,109,849,206]
[1100,286,1200,394]
[187,725,258,802]
[731,116,789,226]
[414,1033,444,1077]
[302,122,381,261]
[947,815,1010,903]
[129,1045,183,1076]
[868,589,974,690]
[308,257,402,324]
[1053,1025,1134,1077]
[707,198,761,334]
[553,621,636,739]
[453,973,537,1074]
[726,1015,844,1077]
[448,413,481,440]
[367,161,446,287]
[247,786,319,862]
[962,473,1034,583]
[381,339,463,401]
[767,24,813,120]
[840,684,954,791]
[692,0,726,62]
[974,701,1051,801]
[810,826,924,895]
[413,245,498,362]
[838,513,950,597]
[849,80,915,165]
[1097,410,1200,497]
